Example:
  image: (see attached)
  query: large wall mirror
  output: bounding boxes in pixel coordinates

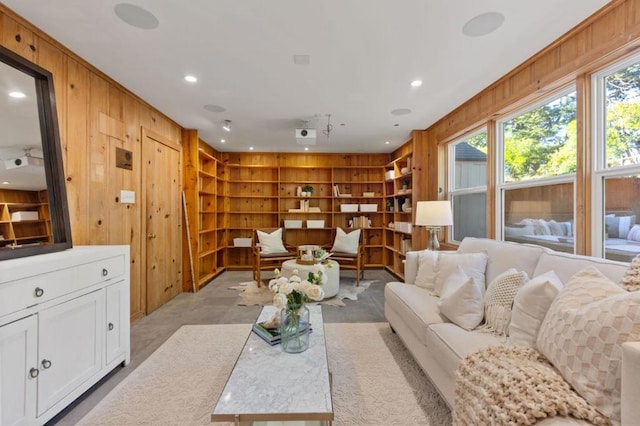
[0,44,71,260]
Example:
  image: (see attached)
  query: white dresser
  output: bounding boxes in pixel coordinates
[0,245,131,426]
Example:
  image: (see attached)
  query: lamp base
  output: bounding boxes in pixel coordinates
[427,227,441,251]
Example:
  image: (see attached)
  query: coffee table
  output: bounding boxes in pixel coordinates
[211,305,333,425]
[280,259,340,299]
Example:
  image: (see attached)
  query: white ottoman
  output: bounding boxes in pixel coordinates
[281,259,340,299]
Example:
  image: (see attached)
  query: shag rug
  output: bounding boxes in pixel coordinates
[229,279,375,307]
[77,323,451,425]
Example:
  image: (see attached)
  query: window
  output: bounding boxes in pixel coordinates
[448,131,487,243]
[498,88,577,253]
[592,54,640,261]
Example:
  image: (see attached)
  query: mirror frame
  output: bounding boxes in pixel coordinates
[0,44,72,261]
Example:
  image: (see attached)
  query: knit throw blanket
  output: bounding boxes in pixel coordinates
[454,346,612,426]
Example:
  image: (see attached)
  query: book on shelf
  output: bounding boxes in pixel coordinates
[252,320,312,346]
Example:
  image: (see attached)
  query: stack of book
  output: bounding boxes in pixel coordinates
[252,320,312,345]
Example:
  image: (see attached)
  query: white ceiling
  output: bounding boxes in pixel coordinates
[2,0,611,153]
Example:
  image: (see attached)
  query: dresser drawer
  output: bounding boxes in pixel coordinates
[76,255,125,286]
[0,268,75,318]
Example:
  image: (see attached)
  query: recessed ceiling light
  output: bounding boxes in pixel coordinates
[184,75,197,83]
[204,104,226,113]
[114,3,159,30]
[410,80,422,87]
[2,181,9,185]
[249,147,254,151]
[391,108,411,116]
[220,139,225,143]
[9,91,25,98]
[385,141,390,145]
[304,147,309,151]
[293,54,310,65]
[463,12,504,37]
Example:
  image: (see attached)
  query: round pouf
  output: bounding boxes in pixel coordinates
[280,259,340,299]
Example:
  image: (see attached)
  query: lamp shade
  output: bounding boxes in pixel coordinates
[415,201,453,227]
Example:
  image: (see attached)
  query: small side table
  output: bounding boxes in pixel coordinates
[281,259,340,299]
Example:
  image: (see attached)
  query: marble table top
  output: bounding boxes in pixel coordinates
[211,305,333,424]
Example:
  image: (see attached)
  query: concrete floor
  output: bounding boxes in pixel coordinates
[50,268,395,425]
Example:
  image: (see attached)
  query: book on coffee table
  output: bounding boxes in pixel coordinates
[252,321,311,346]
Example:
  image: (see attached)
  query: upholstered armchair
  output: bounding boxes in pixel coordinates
[252,227,296,285]
[329,227,364,285]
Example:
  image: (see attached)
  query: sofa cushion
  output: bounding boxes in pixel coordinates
[434,251,488,296]
[509,270,564,348]
[438,267,485,330]
[537,266,640,423]
[414,249,438,290]
[384,282,445,346]
[458,237,545,285]
[425,323,503,386]
[533,249,629,285]
[482,268,528,336]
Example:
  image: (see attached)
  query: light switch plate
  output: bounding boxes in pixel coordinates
[120,190,135,204]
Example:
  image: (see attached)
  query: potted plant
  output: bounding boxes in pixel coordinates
[401,179,410,191]
[302,184,314,196]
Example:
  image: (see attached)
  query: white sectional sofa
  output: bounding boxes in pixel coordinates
[384,237,640,425]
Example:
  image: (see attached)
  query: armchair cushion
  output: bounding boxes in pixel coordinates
[256,228,287,254]
[331,227,361,254]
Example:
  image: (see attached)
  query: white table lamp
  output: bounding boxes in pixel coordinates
[415,200,453,250]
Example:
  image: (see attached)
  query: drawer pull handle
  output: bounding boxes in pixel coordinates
[34,287,44,297]
[29,368,39,378]
[41,359,52,369]
[108,322,114,331]
[102,268,108,277]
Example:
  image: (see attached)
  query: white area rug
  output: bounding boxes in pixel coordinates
[78,323,451,425]
[229,279,375,307]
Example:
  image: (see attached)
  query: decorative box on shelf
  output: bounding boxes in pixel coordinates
[362,192,375,197]
[11,211,39,221]
[395,222,412,234]
[340,204,358,212]
[284,220,303,228]
[359,204,377,212]
[385,170,395,180]
[233,237,252,247]
[307,220,325,228]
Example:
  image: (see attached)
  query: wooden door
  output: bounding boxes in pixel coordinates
[142,129,182,313]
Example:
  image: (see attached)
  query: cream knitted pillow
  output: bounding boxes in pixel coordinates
[621,253,640,292]
[481,269,528,336]
[536,266,640,423]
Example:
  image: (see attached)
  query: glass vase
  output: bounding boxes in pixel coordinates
[280,304,310,353]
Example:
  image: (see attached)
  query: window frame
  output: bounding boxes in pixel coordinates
[447,127,488,244]
[495,85,577,244]
[591,52,640,258]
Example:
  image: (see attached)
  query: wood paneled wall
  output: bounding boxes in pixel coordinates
[0,5,183,321]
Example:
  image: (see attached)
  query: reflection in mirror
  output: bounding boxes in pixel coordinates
[0,44,71,260]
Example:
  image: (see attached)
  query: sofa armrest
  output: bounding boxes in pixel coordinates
[622,341,640,424]
[404,251,421,284]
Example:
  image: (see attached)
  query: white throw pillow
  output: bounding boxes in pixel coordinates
[434,252,488,296]
[536,267,640,423]
[548,220,565,236]
[481,269,529,336]
[508,270,563,348]
[256,228,287,254]
[414,250,438,290]
[331,227,361,254]
[627,224,640,242]
[438,266,484,330]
